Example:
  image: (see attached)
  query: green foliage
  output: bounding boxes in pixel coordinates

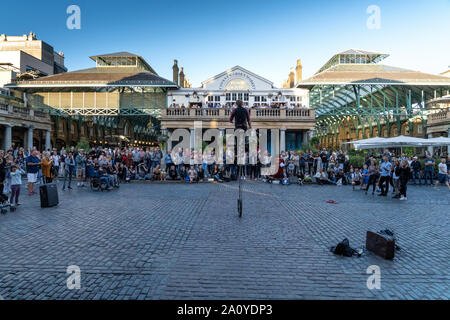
[403,147,415,157]
[301,142,318,153]
[349,155,365,168]
[75,140,90,151]
[347,149,365,157]
[202,141,208,151]
[310,136,320,147]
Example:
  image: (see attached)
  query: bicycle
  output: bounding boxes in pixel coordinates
[237,164,243,217]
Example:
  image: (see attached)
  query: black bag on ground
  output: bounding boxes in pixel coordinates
[40,183,59,208]
[331,238,355,257]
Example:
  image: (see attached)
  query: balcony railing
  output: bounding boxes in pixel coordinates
[428,109,449,125]
[0,103,51,122]
[162,108,315,121]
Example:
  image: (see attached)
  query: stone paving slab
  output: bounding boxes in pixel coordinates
[0,181,448,300]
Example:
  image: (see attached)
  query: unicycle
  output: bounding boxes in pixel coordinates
[237,165,243,217]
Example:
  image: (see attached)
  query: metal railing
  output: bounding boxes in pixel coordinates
[162,108,315,121]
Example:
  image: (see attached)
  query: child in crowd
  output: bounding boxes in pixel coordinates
[160,168,166,181]
[304,172,312,184]
[297,170,305,185]
[351,168,362,190]
[187,166,197,183]
[361,164,369,190]
[10,165,25,206]
[281,168,290,185]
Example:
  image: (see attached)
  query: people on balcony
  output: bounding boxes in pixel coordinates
[168,102,306,109]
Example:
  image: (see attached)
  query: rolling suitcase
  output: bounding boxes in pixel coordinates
[40,183,59,208]
[366,231,395,259]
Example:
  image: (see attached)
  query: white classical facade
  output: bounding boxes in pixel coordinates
[161,66,315,152]
[167,65,309,108]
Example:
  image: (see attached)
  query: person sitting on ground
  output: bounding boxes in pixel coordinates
[351,168,362,190]
[106,163,119,187]
[336,169,347,185]
[179,166,187,181]
[136,162,148,180]
[160,168,166,181]
[127,165,136,181]
[315,168,331,185]
[281,168,290,185]
[212,164,223,182]
[297,170,305,185]
[197,166,205,181]
[187,166,197,183]
[168,164,177,180]
[328,169,337,184]
[117,163,128,182]
[221,166,231,182]
[96,166,112,190]
[303,172,312,184]
[152,164,161,181]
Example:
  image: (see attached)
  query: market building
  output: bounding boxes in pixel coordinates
[6,51,177,149]
[296,49,450,150]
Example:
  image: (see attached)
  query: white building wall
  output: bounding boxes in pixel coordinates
[167,66,310,108]
[0,70,16,87]
[0,50,53,76]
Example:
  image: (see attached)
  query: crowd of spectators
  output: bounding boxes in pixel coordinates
[0,144,448,206]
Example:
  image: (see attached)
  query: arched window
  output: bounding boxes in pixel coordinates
[225,78,249,91]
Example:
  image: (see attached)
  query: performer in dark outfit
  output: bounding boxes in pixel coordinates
[229,100,251,131]
[229,100,251,217]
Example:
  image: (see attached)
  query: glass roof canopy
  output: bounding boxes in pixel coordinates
[316,49,389,75]
[89,52,157,74]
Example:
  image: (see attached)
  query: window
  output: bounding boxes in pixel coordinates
[226,93,231,101]
[243,93,249,101]
[232,93,237,101]
[207,96,213,102]
[261,96,267,102]
[254,96,260,102]
[215,96,220,102]
[237,93,242,100]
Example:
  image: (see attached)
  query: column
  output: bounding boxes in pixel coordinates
[27,126,34,150]
[190,128,194,150]
[447,127,450,155]
[4,124,12,151]
[303,130,309,145]
[161,129,168,153]
[280,128,286,152]
[427,133,433,156]
[45,130,52,151]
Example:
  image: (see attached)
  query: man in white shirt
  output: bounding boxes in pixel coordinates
[434,158,450,190]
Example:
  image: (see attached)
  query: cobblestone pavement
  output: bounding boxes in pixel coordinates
[0,180,448,300]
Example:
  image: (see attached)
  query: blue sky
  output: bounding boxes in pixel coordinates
[2,0,449,86]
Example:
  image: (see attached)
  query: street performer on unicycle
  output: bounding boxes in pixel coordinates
[229,100,251,217]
